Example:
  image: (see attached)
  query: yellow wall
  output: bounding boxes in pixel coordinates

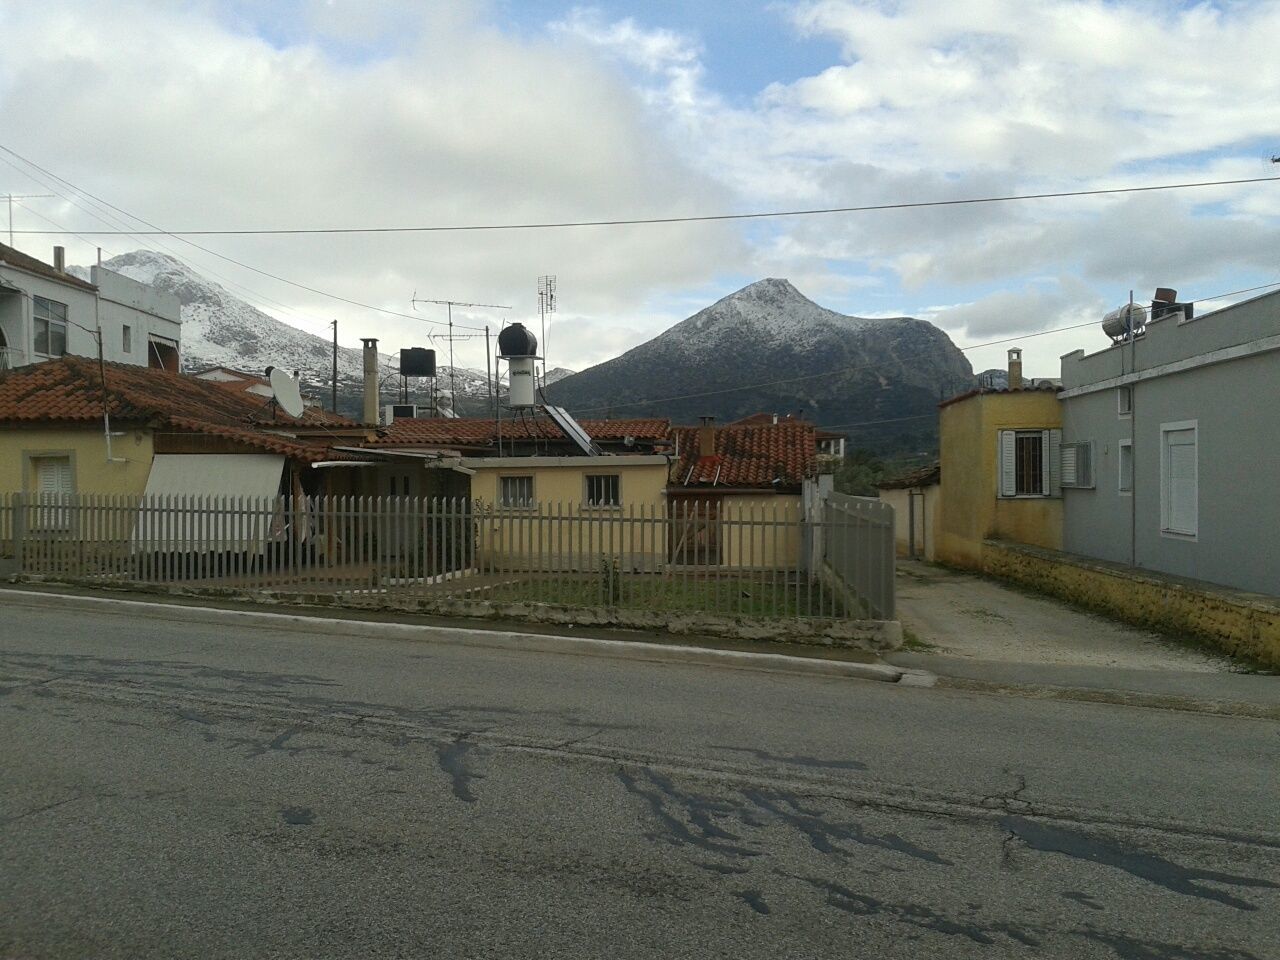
[467,457,670,570]
[713,494,803,569]
[0,425,154,497]
[937,391,1062,569]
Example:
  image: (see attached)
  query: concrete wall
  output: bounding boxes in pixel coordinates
[1061,290,1280,596]
[0,425,154,496]
[879,485,940,560]
[983,539,1280,668]
[937,390,1062,569]
[91,266,182,364]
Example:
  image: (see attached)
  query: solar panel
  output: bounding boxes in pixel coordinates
[543,404,600,457]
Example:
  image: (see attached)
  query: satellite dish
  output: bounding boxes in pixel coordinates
[268,367,305,418]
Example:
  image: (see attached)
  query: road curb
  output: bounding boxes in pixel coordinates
[0,588,911,685]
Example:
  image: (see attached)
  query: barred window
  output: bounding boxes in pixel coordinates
[585,474,620,507]
[499,475,533,508]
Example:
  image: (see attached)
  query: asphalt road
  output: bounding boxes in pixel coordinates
[1,596,1277,959]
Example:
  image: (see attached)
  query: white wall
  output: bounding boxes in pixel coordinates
[0,260,180,368]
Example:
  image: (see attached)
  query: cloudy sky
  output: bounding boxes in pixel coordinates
[1,0,1278,381]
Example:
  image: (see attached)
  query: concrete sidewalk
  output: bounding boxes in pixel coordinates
[887,560,1278,718]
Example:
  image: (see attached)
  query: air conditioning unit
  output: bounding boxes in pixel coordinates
[382,403,418,425]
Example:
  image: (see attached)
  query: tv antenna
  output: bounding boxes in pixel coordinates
[4,193,55,246]
[538,275,556,389]
[410,295,510,408]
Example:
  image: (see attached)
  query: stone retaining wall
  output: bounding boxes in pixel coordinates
[981,540,1280,668]
[9,575,902,652]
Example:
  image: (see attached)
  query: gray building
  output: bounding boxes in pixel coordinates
[1058,289,1280,596]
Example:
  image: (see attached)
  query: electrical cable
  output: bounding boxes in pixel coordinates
[3,169,1276,236]
[0,145,485,331]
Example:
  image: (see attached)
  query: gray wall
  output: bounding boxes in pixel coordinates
[1061,291,1280,596]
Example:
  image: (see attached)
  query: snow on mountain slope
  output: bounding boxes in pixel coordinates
[71,251,491,403]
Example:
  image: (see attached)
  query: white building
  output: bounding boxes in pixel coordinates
[0,243,181,371]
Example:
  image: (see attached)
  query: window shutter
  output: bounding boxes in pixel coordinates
[1061,444,1079,487]
[998,431,1016,497]
[1046,429,1061,497]
[1163,428,1197,534]
[1079,442,1093,488]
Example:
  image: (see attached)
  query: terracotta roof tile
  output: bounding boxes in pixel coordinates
[370,416,670,448]
[670,422,817,490]
[0,356,357,463]
[878,461,940,489]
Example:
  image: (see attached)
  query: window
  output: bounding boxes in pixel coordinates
[1117,386,1133,417]
[1060,441,1094,488]
[998,429,1061,498]
[1160,422,1197,537]
[33,296,68,356]
[585,474,621,508]
[32,455,73,529]
[1118,440,1134,495]
[499,475,534,508]
[122,324,133,353]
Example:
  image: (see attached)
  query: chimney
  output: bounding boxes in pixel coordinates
[52,246,65,272]
[698,416,716,457]
[1007,347,1023,391]
[361,337,379,425]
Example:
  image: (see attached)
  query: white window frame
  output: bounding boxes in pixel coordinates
[33,295,68,357]
[1117,386,1133,418]
[499,475,534,509]
[1060,440,1094,489]
[1159,420,1197,539]
[584,473,621,509]
[122,324,133,354]
[1117,439,1133,496]
[998,429,1061,499]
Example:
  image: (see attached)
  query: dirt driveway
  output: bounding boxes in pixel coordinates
[895,560,1238,672]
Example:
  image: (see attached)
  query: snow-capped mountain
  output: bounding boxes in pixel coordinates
[546,278,975,450]
[72,251,492,415]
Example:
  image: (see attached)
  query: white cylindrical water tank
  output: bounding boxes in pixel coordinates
[1102,303,1147,339]
[508,356,536,408]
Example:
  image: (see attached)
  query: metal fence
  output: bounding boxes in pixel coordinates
[0,492,894,620]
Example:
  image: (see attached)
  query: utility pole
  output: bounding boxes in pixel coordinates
[409,296,510,413]
[4,194,54,247]
[329,319,338,414]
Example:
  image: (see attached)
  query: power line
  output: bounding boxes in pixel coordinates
[3,173,1277,237]
[0,144,485,332]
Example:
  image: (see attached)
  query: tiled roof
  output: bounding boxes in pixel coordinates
[670,421,817,490]
[0,242,97,292]
[370,416,671,448]
[878,461,940,490]
[0,355,358,463]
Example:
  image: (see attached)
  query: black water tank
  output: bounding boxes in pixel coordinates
[399,347,436,377]
[497,322,538,358]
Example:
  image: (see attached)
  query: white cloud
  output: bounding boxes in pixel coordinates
[0,0,744,372]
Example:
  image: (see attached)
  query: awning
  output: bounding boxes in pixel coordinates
[133,453,286,552]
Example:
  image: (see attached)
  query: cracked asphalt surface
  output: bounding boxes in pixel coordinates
[1,597,1278,958]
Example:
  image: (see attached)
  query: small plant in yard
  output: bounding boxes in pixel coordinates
[599,556,621,606]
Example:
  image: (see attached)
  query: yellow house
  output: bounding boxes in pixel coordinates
[935,350,1064,569]
[462,455,671,571]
